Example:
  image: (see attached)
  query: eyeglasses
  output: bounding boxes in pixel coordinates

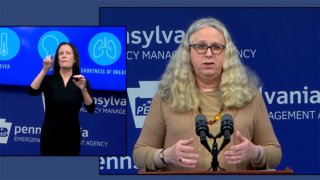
[189,43,225,55]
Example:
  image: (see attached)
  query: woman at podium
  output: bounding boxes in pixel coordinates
[133,17,282,171]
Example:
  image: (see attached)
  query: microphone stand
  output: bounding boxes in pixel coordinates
[196,114,233,171]
[211,137,219,171]
[206,132,222,171]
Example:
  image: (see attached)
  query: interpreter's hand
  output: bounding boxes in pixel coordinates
[72,74,87,90]
[43,55,53,71]
[224,130,259,164]
[165,138,199,168]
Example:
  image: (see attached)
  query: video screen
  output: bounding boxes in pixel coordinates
[0,27,126,91]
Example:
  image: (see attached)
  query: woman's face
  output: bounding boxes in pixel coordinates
[189,26,225,81]
[58,44,75,69]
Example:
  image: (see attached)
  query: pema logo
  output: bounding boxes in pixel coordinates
[0,118,12,144]
[127,81,159,128]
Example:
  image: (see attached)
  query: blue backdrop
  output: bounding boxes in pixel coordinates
[99,7,320,174]
[0,86,127,156]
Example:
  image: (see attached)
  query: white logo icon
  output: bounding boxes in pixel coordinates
[127,81,159,128]
[0,33,9,56]
[93,37,117,59]
[0,118,12,144]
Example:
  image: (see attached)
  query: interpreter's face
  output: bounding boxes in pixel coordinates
[58,44,75,69]
[189,26,225,81]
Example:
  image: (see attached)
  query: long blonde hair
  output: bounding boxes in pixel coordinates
[158,17,260,112]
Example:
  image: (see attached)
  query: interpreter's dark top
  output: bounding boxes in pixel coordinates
[28,74,95,155]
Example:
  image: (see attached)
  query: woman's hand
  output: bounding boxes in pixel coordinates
[164,138,199,168]
[43,55,53,71]
[224,130,260,164]
[72,74,87,90]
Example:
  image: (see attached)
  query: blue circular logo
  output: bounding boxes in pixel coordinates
[38,31,69,59]
[88,32,122,66]
[0,28,20,61]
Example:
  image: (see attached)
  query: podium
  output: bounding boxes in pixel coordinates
[139,167,293,175]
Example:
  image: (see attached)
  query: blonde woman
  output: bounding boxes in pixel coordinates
[133,17,281,171]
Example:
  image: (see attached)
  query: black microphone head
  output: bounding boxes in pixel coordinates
[195,114,209,136]
[195,114,211,153]
[220,113,234,136]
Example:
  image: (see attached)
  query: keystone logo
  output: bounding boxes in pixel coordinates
[0,118,12,144]
[127,81,159,128]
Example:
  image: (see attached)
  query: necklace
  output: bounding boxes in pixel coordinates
[198,107,223,125]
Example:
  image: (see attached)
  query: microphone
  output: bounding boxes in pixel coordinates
[195,114,211,152]
[219,113,234,152]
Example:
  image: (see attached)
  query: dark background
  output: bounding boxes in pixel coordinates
[0,0,319,179]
